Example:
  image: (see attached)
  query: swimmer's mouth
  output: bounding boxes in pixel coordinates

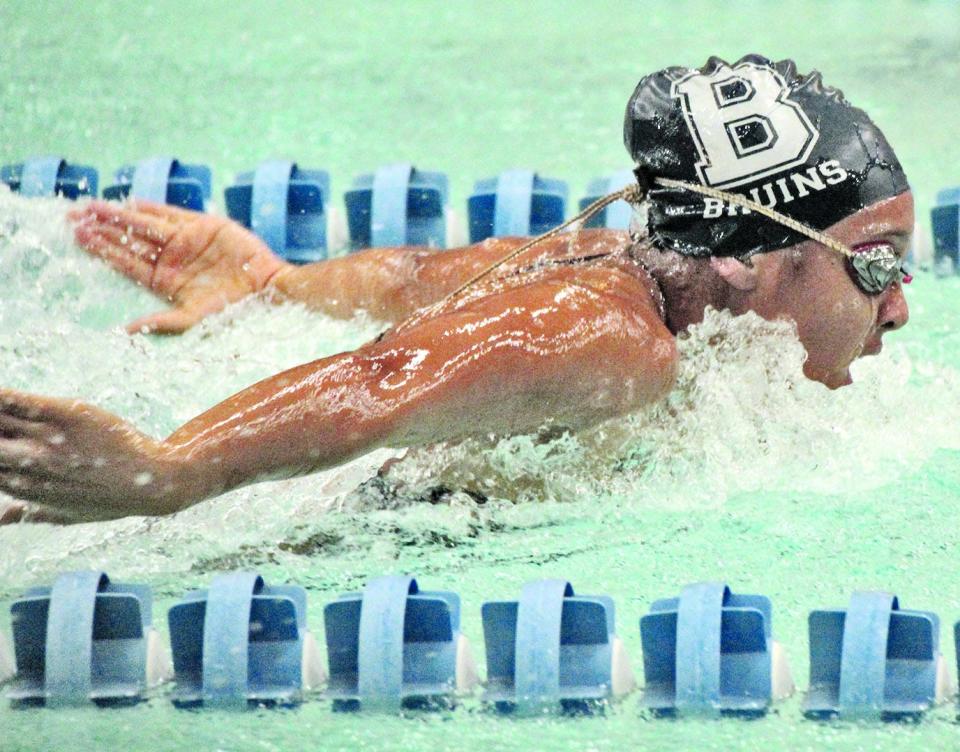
[861,339,883,357]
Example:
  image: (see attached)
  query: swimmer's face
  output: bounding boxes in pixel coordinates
[752,191,914,389]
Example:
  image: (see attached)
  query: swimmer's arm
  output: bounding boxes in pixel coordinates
[164,267,677,510]
[267,230,635,322]
[265,238,529,323]
[0,267,675,521]
[71,199,530,331]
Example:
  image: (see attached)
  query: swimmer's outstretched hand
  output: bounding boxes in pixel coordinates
[68,200,287,334]
[0,388,203,522]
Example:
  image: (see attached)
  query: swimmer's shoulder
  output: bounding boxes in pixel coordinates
[566,234,667,324]
[461,229,666,323]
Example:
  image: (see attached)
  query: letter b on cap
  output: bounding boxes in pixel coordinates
[673,62,819,189]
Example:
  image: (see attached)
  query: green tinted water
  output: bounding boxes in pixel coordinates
[1,1,960,750]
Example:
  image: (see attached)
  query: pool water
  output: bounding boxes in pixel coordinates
[1,1,960,750]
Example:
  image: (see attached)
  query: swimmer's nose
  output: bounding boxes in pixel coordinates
[878,282,909,332]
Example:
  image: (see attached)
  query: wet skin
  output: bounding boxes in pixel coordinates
[0,192,912,522]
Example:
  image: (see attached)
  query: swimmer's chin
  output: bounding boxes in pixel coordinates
[804,366,853,390]
[826,369,854,389]
[802,360,854,389]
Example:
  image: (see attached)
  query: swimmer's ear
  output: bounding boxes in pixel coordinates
[710,256,759,291]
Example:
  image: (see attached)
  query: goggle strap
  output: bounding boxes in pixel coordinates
[395,175,871,335]
[395,188,637,333]
[651,177,856,260]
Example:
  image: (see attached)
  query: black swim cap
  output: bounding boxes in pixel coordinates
[624,54,909,259]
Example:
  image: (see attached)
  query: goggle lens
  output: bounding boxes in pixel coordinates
[849,243,911,295]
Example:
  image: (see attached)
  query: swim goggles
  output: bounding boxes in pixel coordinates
[848,242,912,295]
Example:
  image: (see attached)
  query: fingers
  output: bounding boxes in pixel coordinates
[0,437,52,506]
[0,471,51,506]
[125,307,203,335]
[124,290,230,334]
[0,501,75,526]
[0,501,29,525]
[0,389,83,430]
[70,200,186,289]
[0,389,54,422]
[0,432,98,506]
[72,200,173,246]
[83,219,163,264]
[0,436,42,470]
[126,198,200,222]
[0,389,155,520]
[0,411,45,439]
[70,198,185,230]
[72,224,155,283]
[78,218,161,257]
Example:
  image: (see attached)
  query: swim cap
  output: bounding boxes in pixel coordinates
[623,54,909,259]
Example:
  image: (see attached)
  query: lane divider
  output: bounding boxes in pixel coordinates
[6,571,170,707]
[2,153,954,279]
[0,622,16,683]
[167,572,324,709]
[324,575,477,711]
[804,591,952,720]
[102,157,212,211]
[2,571,957,719]
[640,582,793,717]
[482,579,634,714]
[0,156,98,199]
[225,161,334,264]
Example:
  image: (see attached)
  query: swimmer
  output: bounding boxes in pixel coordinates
[0,55,912,524]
